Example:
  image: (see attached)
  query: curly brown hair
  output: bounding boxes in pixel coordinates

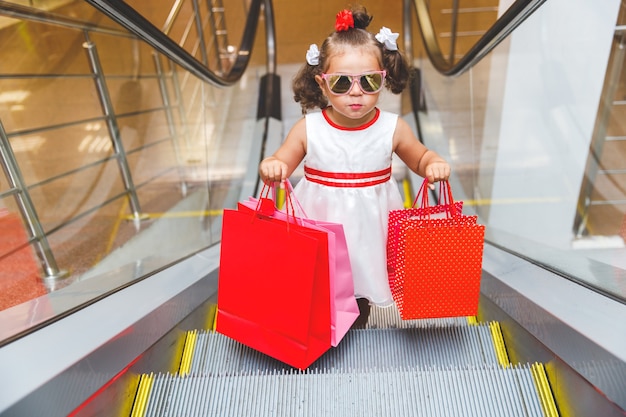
[293,5,410,113]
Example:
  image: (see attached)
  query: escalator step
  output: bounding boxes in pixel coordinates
[140,364,546,417]
[187,323,501,375]
[366,305,470,328]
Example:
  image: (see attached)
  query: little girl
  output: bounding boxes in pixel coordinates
[259,6,450,326]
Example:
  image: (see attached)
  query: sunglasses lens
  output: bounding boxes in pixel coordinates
[360,73,383,92]
[325,72,385,94]
[327,75,352,94]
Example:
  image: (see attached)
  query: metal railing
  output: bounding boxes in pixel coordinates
[0,0,275,289]
[0,1,140,280]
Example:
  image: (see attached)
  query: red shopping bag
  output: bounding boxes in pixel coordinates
[216,189,332,369]
[387,181,463,291]
[239,182,359,346]
[392,179,484,320]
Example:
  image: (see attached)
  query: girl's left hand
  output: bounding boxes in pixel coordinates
[425,160,451,189]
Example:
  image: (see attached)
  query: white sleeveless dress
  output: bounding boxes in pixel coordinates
[293,108,404,306]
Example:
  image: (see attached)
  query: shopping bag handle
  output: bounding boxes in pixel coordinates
[256,181,306,227]
[437,180,459,217]
[260,180,310,223]
[414,178,460,219]
[282,180,310,219]
[411,179,451,207]
[254,182,278,217]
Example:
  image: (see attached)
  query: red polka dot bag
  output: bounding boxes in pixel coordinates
[391,180,485,320]
[387,181,463,292]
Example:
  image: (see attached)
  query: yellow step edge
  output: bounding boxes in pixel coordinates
[488,321,511,367]
[466,316,479,325]
[531,362,560,417]
[207,304,218,330]
[179,330,198,376]
[130,373,154,417]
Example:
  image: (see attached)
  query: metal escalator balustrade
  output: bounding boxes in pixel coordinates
[0,0,275,343]
[130,308,559,417]
[407,2,626,414]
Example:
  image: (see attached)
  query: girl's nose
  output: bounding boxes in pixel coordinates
[348,80,364,95]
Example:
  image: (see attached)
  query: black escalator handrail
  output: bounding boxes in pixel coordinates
[413,0,547,77]
[85,0,270,87]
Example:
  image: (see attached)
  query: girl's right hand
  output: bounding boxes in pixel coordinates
[259,156,288,183]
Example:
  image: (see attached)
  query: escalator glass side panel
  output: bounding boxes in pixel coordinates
[413,0,626,303]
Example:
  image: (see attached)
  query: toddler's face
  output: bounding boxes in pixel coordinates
[315,49,383,128]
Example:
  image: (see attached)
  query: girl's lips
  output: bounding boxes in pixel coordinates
[349,104,363,109]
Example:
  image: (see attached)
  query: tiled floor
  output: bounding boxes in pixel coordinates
[0,210,47,310]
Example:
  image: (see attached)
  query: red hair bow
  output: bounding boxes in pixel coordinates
[335,10,354,32]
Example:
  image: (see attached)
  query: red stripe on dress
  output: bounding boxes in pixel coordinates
[304,166,392,188]
[305,166,391,179]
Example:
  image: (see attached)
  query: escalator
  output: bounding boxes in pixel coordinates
[1,1,625,416]
[113,2,559,415]
[131,311,556,416]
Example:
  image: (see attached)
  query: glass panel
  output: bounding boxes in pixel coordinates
[105,77,165,118]
[425,0,499,62]
[119,111,173,150]
[0,78,102,133]
[91,32,157,77]
[418,0,626,302]
[44,197,126,278]
[0,196,21,214]
[0,203,46,311]
[27,159,126,232]
[8,122,112,185]
[0,20,93,76]
[124,0,189,33]
[0,0,256,343]
[3,0,108,24]
[125,140,181,185]
[0,176,10,194]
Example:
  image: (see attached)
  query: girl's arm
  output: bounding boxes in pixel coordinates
[259,117,308,183]
[392,117,451,184]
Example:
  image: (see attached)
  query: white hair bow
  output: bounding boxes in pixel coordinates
[375,27,399,51]
[306,44,320,65]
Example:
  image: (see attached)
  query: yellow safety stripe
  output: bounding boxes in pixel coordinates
[489,321,510,367]
[466,316,478,325]
[531,362,560,417]
[122,210,223,221]
[402,178,412,208]
[465,196,562,206]
[105,198,129,257]
[130,373,154,417]
[179,330,198,376]
[277,187,285,210]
